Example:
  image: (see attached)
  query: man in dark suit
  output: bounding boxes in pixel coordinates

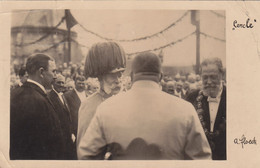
[64,75,86,138]
[186,57,226,160]
[10,53,66,160]
[47,74,75,159]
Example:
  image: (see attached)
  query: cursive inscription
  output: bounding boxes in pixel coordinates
[232,18,256,30]
[234,135,257,148]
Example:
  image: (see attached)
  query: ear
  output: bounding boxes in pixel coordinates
[38,67,45,78]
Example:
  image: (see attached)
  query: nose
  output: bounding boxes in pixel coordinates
[80,83,85,87]
[53,72,57,79]
[206,77,213,84]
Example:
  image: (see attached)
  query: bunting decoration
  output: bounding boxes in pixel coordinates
[77,11,190,42]
[15,10,225,58]
[126,31,196,57]
[39,38,66,53]
[200,32,226,42]
[16,17,66,47]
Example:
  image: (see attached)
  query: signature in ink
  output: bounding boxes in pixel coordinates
[232,18,256,30]
[234,135,257,148]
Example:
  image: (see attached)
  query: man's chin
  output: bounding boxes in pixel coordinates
[203,89,218,97]
[111,87,121,95]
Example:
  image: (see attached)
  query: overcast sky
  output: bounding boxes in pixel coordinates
[70,9,225,67]
[12,9,225,67]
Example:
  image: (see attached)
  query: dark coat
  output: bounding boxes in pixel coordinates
[10,82,66,160]
[47,89,75,159]
[63,89,81,136]
[186,86,226,160]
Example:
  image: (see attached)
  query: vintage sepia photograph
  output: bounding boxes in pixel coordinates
[9,9,226,161]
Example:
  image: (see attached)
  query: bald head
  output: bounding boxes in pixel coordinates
[131,52,162,83]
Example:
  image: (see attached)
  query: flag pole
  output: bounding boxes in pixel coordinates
[191,10,200,74]
[65,9,78,64]
[67,26,71,64]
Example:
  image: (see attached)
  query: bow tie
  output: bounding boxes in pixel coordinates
[207,97,219,103]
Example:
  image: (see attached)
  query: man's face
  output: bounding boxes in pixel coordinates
[166,83,175,95]
[102,71,123,95]
[183,82,189,90]
[201,64,222,98]
[176,83,182,92]
[53,76,65,93]
[75,79,85,92]
[43,60,57,90]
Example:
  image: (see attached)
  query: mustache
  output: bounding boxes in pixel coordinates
[204,85,217,89]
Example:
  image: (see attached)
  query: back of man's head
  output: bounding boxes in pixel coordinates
[26,53,53,76]
[131,52,162,83]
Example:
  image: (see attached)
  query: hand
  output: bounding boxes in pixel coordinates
[71,134,76,143]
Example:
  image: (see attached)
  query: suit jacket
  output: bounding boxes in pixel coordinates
[186,86,226,160]
[78,80,212,160]
[63,89,81,136]
[10,82,66,160]
[47,89,75,159]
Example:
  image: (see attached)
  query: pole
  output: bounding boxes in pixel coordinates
[67,26,71,64]
[191,10,200,74]
[195,18,200,74]
[65,9,78,65]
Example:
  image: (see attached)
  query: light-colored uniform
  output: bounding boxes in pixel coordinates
[78,80,212,160]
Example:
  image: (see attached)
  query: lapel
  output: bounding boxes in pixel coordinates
[51,89,72,122]
[61,93,72,122]
[72,89,81,106]
[50,90,64,108]
[213,86,226,131]
[201,94,211,131]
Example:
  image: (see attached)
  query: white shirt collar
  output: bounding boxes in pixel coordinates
[27,79,47,94]
[53,87,63,96]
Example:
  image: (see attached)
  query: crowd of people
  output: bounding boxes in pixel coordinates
[10,63,206,101]
[10,41,226,160]
[10,61,132,98]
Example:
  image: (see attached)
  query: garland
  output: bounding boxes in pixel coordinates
[77,11,189,42]
[200,32,226,43]
[196,90,226,150]
[16,17,66,47]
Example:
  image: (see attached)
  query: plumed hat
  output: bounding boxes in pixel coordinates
[84,42,126,78]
